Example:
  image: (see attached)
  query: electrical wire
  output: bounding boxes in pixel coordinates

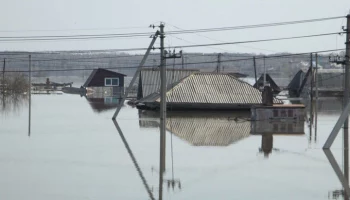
[0,16,344,42]
[3,48,345,73]
[167,23,279,53]
[167,32,346,49]
[165,16,345,35]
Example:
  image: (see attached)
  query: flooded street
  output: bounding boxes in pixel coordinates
[0,94,347,200]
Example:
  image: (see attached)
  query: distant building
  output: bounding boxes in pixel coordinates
[83,68,126,98]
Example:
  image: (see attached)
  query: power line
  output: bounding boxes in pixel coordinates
[4,48,344,73]
[167,23,279,53]
[0,26,149,33]
[167,32,346,49]
[165,16,345,35]
[0,16,344,42]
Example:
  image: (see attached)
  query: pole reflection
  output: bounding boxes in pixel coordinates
[324,149,350,199]
[112,120,156,200]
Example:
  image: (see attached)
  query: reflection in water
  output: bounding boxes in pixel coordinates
[85,95,122,113]
[251,120,305,158]
[139,110,251,147]
[324,149,350,200]
[138,110,251,200]
[112,120,155,200]
[0,94,28,115]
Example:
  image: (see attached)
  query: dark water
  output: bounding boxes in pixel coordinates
[0,94,347,200]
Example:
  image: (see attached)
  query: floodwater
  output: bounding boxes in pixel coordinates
[0,93,348,200]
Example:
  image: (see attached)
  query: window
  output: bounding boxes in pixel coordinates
[105,78,119,86]
[288,110,293,117]
[281,110,287,117]
[104,97,119,104]
[273,110,279,117]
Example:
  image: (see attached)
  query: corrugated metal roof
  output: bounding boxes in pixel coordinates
[139,68,199,98]
[166,116,250,146]
[154,73,282,104]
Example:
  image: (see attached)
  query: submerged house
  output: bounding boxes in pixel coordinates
[137,68,199,100]
[287,68,344,97]
[253,74,281,94]
[137,73,283,110]
[287,69,307,97]
[83,68,126,98]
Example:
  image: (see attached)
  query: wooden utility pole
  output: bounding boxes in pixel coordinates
[2,59,4,81]
[159,22,166,200]
[216,53,222,73]
[263,56,266,87]
[112,31,159,119]
[181,50,184,69]
[28,55,32,136]
[2,59,5,92]
[309,53,313,128]
[315,53,318,142]
[344,14,350,186]
[253,57,257,88]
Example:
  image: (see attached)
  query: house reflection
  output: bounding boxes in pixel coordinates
[139,110,251,147]
[85,94,123,113]
[251,120,305,158]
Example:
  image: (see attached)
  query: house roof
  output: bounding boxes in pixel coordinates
[83,68,126,87]
[139,68,199,98]
[150,73,283,105]
[253,74,281,92]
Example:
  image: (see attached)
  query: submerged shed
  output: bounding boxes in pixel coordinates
[253,74,281,94]
[137,73,283,110]
[137,68,199,100]
[83,68,126,97]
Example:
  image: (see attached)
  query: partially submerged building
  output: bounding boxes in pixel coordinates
[137,73,283,110]
[253,74,282,94]
[83,68,126,97]
[287,68,344,97]
[137,68,199,100]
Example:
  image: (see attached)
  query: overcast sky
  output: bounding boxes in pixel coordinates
[0,0,349,54]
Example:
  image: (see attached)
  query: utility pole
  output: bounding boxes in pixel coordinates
[263,56,266,87]
[112,30,159,119]
[315,53,318,142]
[344,14,350,186]
[2,59,5,81]
[2,59,5,93]
[180,50,184,69]
[309,53,313,129]
[159,22,166,200]
[216,53,222,73]
[28,55,32,136]
[253,57,258,88]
